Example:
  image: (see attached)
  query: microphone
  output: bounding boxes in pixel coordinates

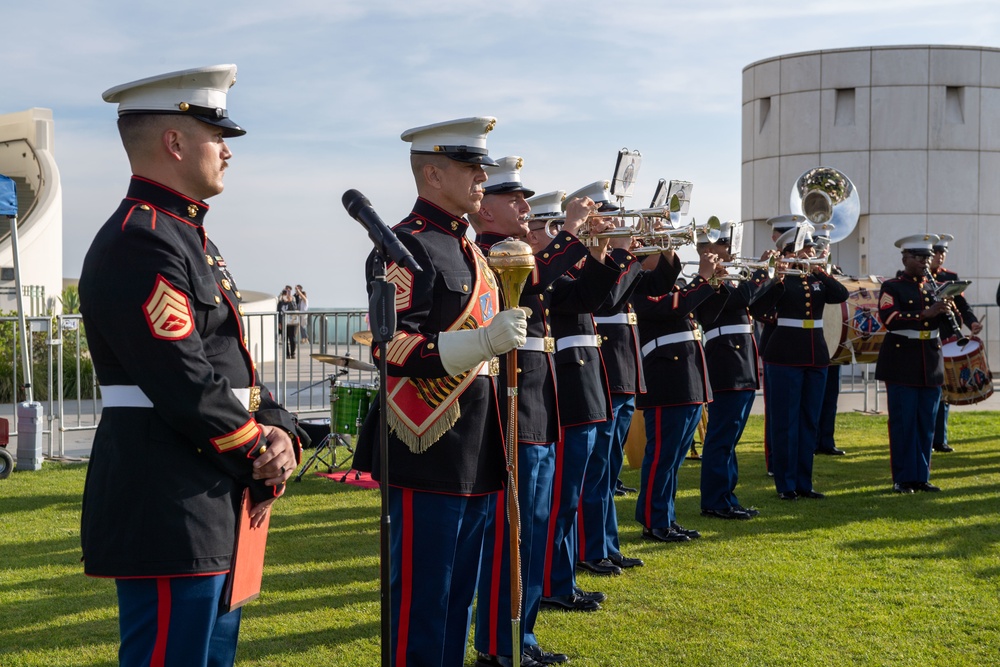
[343,189,422,273]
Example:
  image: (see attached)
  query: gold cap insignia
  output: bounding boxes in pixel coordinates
[485,119,496,132]
[515,157,523,170]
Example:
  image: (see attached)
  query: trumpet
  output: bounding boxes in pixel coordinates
[629,217,724,255]
[681,256,777,282]
[531,194,683,240]
[774,256,832,275]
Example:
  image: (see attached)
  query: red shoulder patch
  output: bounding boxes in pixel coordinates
[144,275,194,340]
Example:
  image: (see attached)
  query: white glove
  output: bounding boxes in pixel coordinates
[438,308,528,376]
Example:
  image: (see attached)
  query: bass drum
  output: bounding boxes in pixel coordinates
[942,336,994,405]
[822,276,886,365]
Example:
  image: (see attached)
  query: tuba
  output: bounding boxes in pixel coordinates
[789,167,860,243]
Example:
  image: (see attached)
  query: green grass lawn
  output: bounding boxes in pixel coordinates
[2,412,999,666]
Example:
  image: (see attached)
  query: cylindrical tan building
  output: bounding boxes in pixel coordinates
[742,45,1000,310]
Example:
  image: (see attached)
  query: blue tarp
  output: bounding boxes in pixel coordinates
[0,175,16,217]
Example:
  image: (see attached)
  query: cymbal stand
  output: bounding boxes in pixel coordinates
[294,373,355,482]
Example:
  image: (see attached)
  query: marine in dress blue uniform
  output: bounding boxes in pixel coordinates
[750,225,848,500]
[759,214,803,475]
[577,234,669,575]
[694,223,766,520]
[353,118,529,667]
[469,165,587,667]
[876,234,950,493]
[539,181,629,609]
[928,234,981,453]
[80,65,302,667]
[633,251,719,542]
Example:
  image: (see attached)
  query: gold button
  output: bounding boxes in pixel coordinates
[909,300,914,304]
[735,345,741,349]
[258,445,267,454]
[554,244,561,249]
[673,356,679,361]
[603,336,609,341]
[545,309,550,316]
[517,368,522,373]
[539,295,545,301]
[235,291,241,298]
[620,264,626,269]
[415,221,423,226]
[222,279,231,290]
[896,344,901,348]
[238,305,245,315]
[462,284,469,292]
[427,343,435,350]
[578,359,585,366]
[543,253,550,258]
[214,295,221,304]
[140,204,150,211]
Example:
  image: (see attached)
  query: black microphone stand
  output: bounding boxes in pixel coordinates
[368,250,396,667]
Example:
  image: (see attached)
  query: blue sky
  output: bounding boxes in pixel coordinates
[5,1,1000,307]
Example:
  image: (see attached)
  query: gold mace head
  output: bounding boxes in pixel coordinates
[488,237,535,309]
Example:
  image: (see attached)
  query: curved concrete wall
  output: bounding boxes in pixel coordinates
[0,108,63,315]
[742,45,1000,309]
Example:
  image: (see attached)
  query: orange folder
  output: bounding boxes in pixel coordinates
[223,489,271,612]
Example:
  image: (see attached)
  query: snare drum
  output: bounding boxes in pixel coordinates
[331,381,376,435]
[942,336,994,405]
[822,276,886,365]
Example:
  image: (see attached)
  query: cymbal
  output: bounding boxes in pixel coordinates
[310,353,376,373]
[352,330,373,346]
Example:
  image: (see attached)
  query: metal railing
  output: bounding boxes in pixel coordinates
[2,304,997,458]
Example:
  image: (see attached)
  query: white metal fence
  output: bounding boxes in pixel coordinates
[2,304,997,458]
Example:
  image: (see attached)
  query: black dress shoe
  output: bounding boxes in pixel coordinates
[524,644,570,665]
[641,526,690,542]
[933,443,955,453]
[670,521,701,539]
[576,558,622,576]
[616,480,637,494]
[910,481,941,492]
[701,507,752,520]
[475,652,544,667]
[797,490,825,499]
[573,586,606,603]
[608,551,644,568]
[893,483,915,494]
[540,593,601,612]
[614,488,626,497]
[767,471,775,477]
[778,491,797,500]
[733,504,760,517]
[816,446,846,455]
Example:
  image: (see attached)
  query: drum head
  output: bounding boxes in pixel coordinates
[942,338,979,357]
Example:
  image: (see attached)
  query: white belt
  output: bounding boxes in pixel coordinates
[594,313,638,326]
[892,329,941,340]
[641,330,702,357]
[777,318,824,330]
[521,336,555,353]
[101,385,255,410]
[703,324,754,343]
[555,334,602,352]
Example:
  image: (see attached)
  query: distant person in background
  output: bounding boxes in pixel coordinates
[295,285,310,344]
[928,234,981,453]
[278,286,298,358]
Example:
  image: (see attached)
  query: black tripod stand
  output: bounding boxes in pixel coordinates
[294,371,357,482]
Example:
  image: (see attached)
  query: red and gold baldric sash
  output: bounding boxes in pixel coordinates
[386,245,499,453]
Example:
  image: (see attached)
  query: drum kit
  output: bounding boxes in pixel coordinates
[293,341,378,482]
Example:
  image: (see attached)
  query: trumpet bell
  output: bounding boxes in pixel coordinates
[789,167,860,244]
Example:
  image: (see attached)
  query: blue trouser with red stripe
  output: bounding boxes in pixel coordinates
[765,363,825,495]
[388,486,489,667]
[636,404,702,529]
[474,443,555,657]
[578,394,634,561]
[701,389,755,511]
[544,423,597,598]
[887,383,941,484]
[116,574,241,667]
